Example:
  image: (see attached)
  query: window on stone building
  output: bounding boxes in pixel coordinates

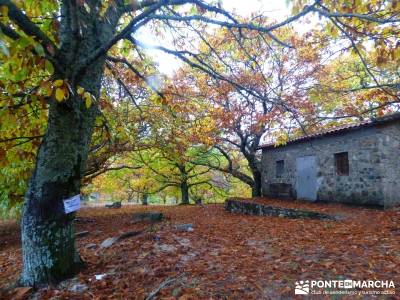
[334,152,349,176]
[276,160,284,178]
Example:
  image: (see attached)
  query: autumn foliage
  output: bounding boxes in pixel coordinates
[1,200,399,299]
[0,0,399,291]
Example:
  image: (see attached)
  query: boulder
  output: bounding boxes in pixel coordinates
[132,212,164,223]
[156,244,177,253]
[174,224,194,231]
[69,283,88,293]
[100,237,118,248]
[105,201,122,209]
[100,230,144,249]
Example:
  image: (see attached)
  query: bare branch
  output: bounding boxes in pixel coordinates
[312,7,400,24]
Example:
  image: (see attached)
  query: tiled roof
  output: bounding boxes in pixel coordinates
[258,112,400,150]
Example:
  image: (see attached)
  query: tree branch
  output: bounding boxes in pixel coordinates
[84,165,142,181]
[312,7,400,24]
[0,0,61,70]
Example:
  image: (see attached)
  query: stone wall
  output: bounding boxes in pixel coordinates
[261,122,400,207]
[380,124,400,207]
[225,198,338,220]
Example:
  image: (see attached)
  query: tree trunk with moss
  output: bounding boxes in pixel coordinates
[20,70,102,286]
[19,1,125,286]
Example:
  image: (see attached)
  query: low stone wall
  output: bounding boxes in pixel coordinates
[225,198,338,221]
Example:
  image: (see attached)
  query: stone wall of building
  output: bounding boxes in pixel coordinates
[261,122,400,207]
[379,123,400,207]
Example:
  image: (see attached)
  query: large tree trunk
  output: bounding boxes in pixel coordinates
[17,0,126,285]
[251,169,262,197]
[20,65,105,287]
[142,193,148,205]
[20,80,102,287]
[181,181,190,205]
[245,151,262,198]
[20,100,97,286]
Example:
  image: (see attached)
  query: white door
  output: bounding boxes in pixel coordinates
[296,156,317,201]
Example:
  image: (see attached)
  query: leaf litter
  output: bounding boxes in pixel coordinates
[0,198,399,299]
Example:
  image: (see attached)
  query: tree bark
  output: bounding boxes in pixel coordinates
[251,169,262,197]
[239,138,262,198]
[181,181,190,205]
[20,92,98,286]
[16,0,128,286]
[142,193,148,205]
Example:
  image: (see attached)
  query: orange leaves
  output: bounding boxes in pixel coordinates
[144,75,219,155]
[1,200,400,298]
[177,25,326,146]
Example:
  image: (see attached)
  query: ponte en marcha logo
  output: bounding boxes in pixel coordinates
[295,279,396,295]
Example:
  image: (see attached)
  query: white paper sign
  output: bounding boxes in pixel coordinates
[63,194,81,214]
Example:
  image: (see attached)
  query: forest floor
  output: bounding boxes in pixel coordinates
[0,198,399,299]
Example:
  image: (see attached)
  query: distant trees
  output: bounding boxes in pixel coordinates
[178,26,324,196]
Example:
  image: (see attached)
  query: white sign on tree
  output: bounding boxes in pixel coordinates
[63,194,81,214]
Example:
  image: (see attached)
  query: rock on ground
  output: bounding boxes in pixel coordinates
[100,237,118,248]
[132,212,164,223]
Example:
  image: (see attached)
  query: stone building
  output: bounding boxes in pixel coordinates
[259,113,400,208]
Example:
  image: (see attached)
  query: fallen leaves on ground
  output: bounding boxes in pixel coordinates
[0,198,399,299]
